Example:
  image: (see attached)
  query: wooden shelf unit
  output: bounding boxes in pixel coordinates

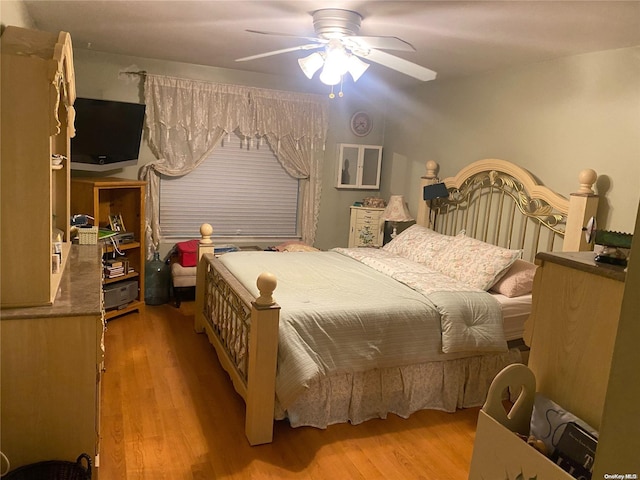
[71,177,146,319]
[1,26,75,308]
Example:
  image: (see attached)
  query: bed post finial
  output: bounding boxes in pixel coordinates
[564,169,599,252]
[255,272,277,307]
[425,160,439,181]
[577,168,597,195]
[200,223,214,244]
[198,223,215,259]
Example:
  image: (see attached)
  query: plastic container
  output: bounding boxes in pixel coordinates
[4,453,91,480]
[144,252,170,305]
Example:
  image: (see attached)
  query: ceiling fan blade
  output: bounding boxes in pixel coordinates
[246,29,327,45]
[236,43,323,62]
[346,36,415,52]
[360,49,437,81]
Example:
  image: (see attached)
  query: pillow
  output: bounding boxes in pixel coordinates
[430,234,521,290]
[281,244,320,252]
[275,241,319,252]
[382,224,453,267]
[490,259,537,297]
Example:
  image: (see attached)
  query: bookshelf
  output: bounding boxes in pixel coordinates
[71,177,146,319]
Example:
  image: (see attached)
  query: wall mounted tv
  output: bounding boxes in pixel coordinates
[71,97,146,171]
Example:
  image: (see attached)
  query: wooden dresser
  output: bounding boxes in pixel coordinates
[0,26,105,475]
[524,251,626,430]
[470,250,628,479]
[1,246,105,474]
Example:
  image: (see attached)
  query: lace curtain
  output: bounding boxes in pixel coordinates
[138,74,328,257]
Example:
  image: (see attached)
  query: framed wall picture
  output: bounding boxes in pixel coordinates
[109,213,125,232]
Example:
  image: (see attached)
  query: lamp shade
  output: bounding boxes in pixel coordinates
[347,55,370,82]
[383,195,414,222]
[298,52,324,79]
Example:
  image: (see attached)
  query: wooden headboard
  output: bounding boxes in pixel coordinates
[416,159,598,262]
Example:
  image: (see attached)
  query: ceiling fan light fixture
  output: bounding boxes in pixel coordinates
[319,65,342,86]
[241,8,438,93]
[324,42,350,75]
[347,55,370,82]
[298,52,324,79]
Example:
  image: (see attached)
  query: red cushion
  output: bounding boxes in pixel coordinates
[176,239,199,267]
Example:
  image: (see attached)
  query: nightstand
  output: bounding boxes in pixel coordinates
[348,206,385,247]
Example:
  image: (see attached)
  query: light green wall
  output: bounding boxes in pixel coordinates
[0,0,36,30]
[383,46,640,234]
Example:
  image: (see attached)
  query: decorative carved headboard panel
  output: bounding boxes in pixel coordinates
[417,159,598,262]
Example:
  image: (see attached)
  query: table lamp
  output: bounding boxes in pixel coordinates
[384,195,414,239]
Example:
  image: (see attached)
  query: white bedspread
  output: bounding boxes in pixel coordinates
[217,249,507,409]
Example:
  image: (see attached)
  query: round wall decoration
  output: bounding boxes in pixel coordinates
[350,111,373,137]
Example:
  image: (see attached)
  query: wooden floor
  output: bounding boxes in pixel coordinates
[99,301,480,479]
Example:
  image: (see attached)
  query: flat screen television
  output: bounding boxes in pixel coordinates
[71,97,146,171]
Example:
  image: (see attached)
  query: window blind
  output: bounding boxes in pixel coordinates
[160,133,299,239]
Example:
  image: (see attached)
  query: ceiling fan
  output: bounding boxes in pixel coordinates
[235,9,437,87]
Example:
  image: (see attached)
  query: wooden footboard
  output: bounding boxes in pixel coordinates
[194,225,280,445]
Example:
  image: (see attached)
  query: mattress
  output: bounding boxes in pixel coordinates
[493,293,532,341]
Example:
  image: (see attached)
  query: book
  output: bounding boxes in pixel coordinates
[105,271,125,279]
[98,228,117,240]
[104,256,129,274]
[551,422,598,480]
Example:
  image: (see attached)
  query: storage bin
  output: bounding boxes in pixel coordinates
[77,226,98,245]
[4,453,91,480]
[176,239,199,267]
[469,364,575,480]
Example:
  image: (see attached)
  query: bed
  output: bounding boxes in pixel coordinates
[193,158,598,445]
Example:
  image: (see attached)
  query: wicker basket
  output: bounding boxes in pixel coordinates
[4,454,91,480]
[77,226,98,245]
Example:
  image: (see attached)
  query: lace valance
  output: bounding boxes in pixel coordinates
[144,74,328,148]
[140,73,329,255]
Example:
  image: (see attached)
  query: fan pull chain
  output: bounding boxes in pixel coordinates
[328,78,345,98]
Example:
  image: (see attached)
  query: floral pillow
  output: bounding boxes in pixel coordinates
[490,259,537,297]
[430,234,521,290]
[382,224,453,267]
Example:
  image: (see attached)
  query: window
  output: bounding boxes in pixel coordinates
[159,132,299,240]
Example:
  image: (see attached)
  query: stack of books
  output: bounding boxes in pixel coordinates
[104,257,129,279]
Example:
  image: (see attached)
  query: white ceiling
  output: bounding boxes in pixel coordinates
[18,1,640,90]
